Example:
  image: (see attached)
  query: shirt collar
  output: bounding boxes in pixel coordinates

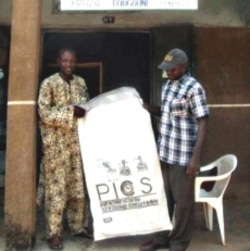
[169,72,190,85]
[58,72,74,83]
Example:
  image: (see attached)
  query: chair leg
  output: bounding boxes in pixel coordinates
[215,204,226,245]
[203,203,213,231]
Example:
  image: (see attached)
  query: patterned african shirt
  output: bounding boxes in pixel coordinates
[37,72,90,237]
[38,72,89,131]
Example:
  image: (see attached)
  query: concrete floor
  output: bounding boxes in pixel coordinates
[1,192,250,251]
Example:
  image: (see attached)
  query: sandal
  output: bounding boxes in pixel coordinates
[47,235,63,250]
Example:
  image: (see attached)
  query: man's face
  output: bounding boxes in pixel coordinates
[166,64,187,80]
[58,51,76,77]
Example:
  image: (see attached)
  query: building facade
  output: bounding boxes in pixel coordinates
[0,0,249,250]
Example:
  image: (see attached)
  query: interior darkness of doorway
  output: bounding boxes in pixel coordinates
[41,31,151,103]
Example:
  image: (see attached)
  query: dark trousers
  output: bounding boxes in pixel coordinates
[156,161,195,251]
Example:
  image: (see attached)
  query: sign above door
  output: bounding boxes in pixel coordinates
[60,0,198,11]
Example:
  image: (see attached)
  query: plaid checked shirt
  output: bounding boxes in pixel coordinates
[158,73,209,167]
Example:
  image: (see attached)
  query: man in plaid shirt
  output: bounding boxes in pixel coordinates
[140,48,209,251]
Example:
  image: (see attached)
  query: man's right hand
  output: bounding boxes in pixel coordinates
[74,106,86,118]
[143,104,161,117]
[143,103,149,110]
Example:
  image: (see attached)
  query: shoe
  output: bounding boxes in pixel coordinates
[139,240,160,251]
[74,227,93,239]
[139,240,170,251]
[47,235,63,250]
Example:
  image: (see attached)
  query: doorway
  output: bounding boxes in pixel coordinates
[40,25,193,102]
[37,24,193,179]
[40,31,151,102]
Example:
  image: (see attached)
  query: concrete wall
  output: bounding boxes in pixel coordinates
[194,27,250,201]
[0,1,11,25]
[0,0,249,27]
[41,0,245,28]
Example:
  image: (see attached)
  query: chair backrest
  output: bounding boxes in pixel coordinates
[211,154,237,197]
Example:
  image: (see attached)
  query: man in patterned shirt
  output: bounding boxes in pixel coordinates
[140,48,209,251]
[38,48,92,250]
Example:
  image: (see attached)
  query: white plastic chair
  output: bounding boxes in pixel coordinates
[195,154,237,245]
